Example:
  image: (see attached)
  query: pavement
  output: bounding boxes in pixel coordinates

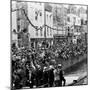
[65,72,87,86]
[65,75,79,85]
[64,58,87,86]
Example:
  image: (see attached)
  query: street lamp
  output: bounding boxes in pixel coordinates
[44,3,47,51]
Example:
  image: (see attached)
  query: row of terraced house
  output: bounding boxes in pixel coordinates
[11,1,88,49]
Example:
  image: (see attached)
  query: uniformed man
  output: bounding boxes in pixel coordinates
[48,65,54,87]
[58,64,66,86]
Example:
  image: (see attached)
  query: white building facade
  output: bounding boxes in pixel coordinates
[66,13,81,44]
[27,2,53,48]
[66,14,81,33]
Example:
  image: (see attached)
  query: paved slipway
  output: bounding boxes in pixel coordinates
[64,59,88,86]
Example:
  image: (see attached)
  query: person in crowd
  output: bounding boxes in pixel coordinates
[58,64,66,86]
[25,64,30,86]
[29,68,35,88]
[43,67,49,85]
[48,65,54,87]
[36,65,43,87]
[53,66,60,86]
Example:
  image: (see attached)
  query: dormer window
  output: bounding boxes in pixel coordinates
[35,11,38,20]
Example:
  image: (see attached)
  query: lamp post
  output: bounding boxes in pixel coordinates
[44,3,47,50]
[55,5,58,34]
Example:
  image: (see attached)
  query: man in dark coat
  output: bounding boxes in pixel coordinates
[43,67,48,85]
[58,64,66,86]
[25,65,30,86]
[48,65,54,87]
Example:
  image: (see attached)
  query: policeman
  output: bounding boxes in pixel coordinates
[43,67,48,85]
[58,64,66,86]
[48,65,54,87]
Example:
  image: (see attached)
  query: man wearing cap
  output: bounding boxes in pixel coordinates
[43,67,48,85]
[58,64,66,86]
[48,65,54,87]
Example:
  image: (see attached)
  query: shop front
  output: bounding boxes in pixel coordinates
[30,38,53,49]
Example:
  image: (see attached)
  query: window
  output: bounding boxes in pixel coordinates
[67,17,70,22]
[40,12,42,16]
[17,25,20,32]
[47,14,48,20]
[50,14,52,21]
[81,19,84,25]
[35,11,38,20]
[18,32,21,39]
[36,30,38,36]
[13,29,16,34]
[35,16,38,20]
[85,20,87,25]
[50,28,52,36]
[73,17,76,24]
[47,27,49,36]
[40,28,43,36]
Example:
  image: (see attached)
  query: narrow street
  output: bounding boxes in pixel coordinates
[11,1,88,90]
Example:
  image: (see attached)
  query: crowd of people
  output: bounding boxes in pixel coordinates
[53,41,87,61]
[11,39,87,89]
